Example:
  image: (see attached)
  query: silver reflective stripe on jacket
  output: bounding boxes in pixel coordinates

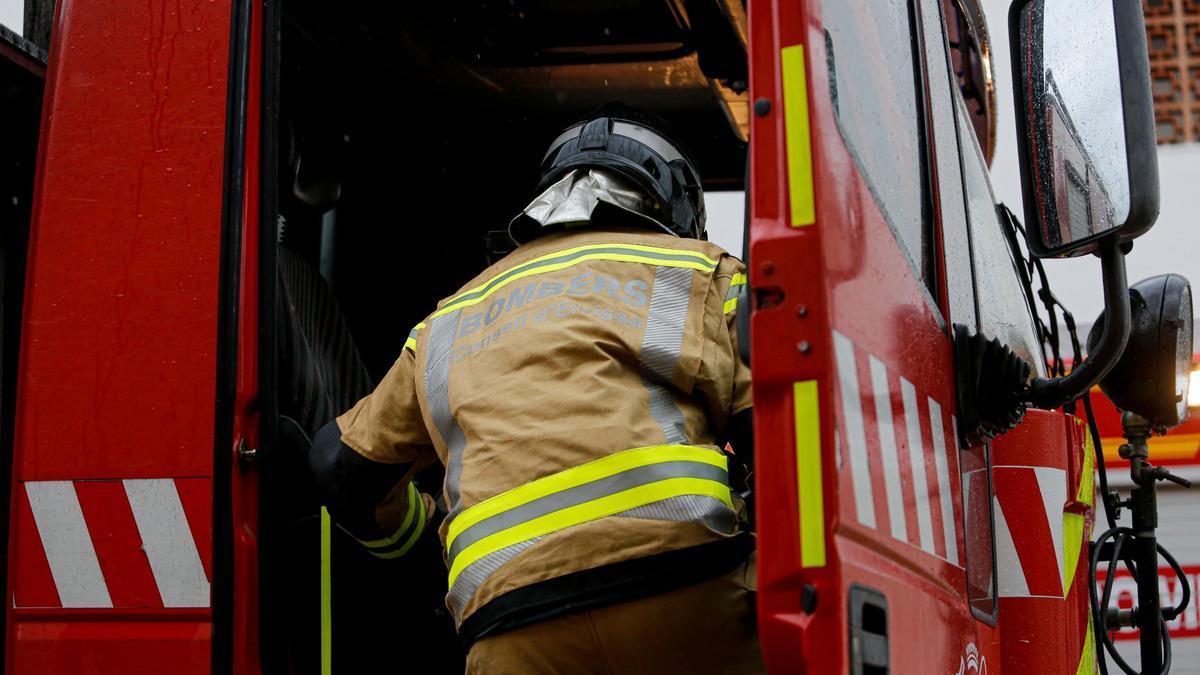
[639,266,692,444]
[425,309,466,518]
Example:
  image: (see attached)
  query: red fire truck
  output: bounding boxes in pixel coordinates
[0,0,1191,673]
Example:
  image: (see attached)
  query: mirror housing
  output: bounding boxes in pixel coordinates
[1089,274,1194,430]
[1009,0,1159,258]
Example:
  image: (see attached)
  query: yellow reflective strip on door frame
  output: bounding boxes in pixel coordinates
[781,45,815,227]
[446,444,727,545]
[320,506,332,675]
[1076,608,1096,675]
[1062,512,1084,596]
[794,380,826,567]
[448,477,733,587]
[1063,424,1097,593]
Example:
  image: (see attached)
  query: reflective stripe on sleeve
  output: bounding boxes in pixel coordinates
[724,272,747,315]
[351,482,427,559]
[403,322,426,352]
[445,444,733,590]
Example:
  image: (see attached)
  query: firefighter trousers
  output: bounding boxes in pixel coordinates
[465,552,763,675]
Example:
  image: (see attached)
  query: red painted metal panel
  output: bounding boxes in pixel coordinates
[9,487,59,609]
[10,619,210,675]
[5,0,232,668]
[750,0,1000,670]
[73,481,161,608]
[992,410,1093,673]
[11,0,230,482]
[1091,384,1200,468]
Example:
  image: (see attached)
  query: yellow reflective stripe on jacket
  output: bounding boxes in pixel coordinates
[403,322,426,352]
[354,482,427,559]
[445,444,732,588]
[433,243,719,319]
[724,272,747,315]
[446,444,726,545]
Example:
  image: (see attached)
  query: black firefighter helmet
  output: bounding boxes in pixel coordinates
[529,107,707,240]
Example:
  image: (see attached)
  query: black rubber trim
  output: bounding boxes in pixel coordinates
[211,0,253,671]
[457,533,754,648]
[256,0,284,667]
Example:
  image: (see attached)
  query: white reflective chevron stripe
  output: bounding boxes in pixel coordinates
[831,332,965,568]
[833,330,876,527]
[1034,467,1067,593]
[25,481,113,608]
[929,400,959,564]
[124,479,210,607]
[994,493,1031,598]
[868,356,907,539]
[900,378,935,555]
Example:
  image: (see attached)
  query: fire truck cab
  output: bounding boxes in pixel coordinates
[0,0,1181,673]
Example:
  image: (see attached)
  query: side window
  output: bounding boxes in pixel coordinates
[822,0,934,293]
[955,95,1046,378]
[919,0,976,332]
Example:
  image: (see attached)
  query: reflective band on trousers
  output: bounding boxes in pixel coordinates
[445,444,734,591]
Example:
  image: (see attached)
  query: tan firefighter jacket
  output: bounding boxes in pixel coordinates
[332,225,752,642]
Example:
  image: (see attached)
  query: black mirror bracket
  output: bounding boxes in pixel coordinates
[1023,237,1131,409]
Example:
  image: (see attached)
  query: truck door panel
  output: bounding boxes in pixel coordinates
[5,0,235,671]
[752,0,972,671]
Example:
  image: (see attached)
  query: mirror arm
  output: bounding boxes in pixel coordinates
[1024,238,1130,409]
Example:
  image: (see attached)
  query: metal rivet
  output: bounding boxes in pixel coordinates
[753,97,772,117]
[797,340,811,354]
[801,584,818,614]
[797,305,808,318]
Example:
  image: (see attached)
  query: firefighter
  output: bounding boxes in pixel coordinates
[310,107,760,674]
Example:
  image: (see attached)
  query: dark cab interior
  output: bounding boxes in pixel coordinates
[261,1,749,671]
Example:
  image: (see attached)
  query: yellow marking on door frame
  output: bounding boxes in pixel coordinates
[781,45,816,227]
[321,506,332,675]
[1062,427,1098,593]
[794,380,825,567]
[1075,609,1096,675]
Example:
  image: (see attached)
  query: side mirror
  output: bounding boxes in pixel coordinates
[1089,275,1194,430]
[1009,0,1159,258]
